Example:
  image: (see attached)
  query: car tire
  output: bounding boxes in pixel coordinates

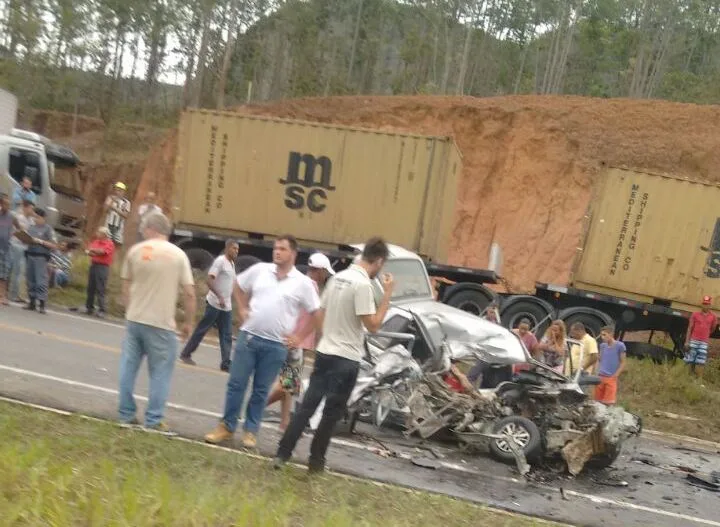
[488,416,543,463]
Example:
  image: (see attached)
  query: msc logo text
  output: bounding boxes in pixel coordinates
[279,152,336,213]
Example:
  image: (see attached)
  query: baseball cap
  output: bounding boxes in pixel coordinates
[308,252,335,275]
[702,295,712,305]
[114,182,127,190]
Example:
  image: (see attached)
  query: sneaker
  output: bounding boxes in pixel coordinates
[23,300,36,311]
[272,457,288,470]
[38,302,46,315]
[146,422,177,436]
[241,431,257,448]
[179,355,197,366]
[205,422,233,444]
[96,311,106,319]
[220,362,231,372]
[308,462,326,475]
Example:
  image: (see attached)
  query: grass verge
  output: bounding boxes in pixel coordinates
[0,401,556,527]
[618,357,720,440]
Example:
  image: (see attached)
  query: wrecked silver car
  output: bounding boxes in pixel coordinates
[354,306,642,475]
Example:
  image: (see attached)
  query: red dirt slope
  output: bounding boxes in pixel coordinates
[141,95,720,292]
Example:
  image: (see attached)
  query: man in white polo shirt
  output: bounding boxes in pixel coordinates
[205,235,321,448]
[180,239,239,371]
[274,237,394,472]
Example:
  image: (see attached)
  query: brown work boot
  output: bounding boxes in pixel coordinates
[204,422,233,444]
[241,431,257,448]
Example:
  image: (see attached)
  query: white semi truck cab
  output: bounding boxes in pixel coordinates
[0,88,85,242]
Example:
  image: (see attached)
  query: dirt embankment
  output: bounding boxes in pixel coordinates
[136,96,720,291]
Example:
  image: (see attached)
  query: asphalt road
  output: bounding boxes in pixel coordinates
[1,305,719,527]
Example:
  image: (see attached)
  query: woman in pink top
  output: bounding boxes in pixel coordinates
[266,253,334,431]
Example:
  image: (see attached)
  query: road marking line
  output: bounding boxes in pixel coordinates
[1,363,718,526]
[0,322,226,377]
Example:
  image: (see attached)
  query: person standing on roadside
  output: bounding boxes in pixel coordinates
[266,252,335,431]
[274,238,393,473]
[84,226,116,318]
[135,192,162,243]
[118,212,196,433]
[204,235,321,448]
[104,182,131,247]
[595,326,626,405]
[566,322,599,376]
[0,193,21,306]
[180,240,239,372]
[7,199,34,302]
[684,295,718,380]
[24,208,57,314]
[11,176,37,209]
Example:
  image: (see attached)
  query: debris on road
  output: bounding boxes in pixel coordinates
[686,473,720,492]
[653,410,700,422]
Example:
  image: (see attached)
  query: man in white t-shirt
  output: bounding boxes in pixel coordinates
[118,212,196,433]
[275,237,394,473]
[180,240,239,371]
[135,192,162,243]
[205,235,321,449]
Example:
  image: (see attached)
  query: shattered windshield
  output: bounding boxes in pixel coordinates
[382,258,433,301]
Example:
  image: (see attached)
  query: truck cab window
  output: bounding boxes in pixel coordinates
[8,148,42,195]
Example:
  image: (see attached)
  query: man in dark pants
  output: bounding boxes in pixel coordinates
[84,226,115,317]
[274,237,394,473]
[180,240,239,371]
[24,208,57,314]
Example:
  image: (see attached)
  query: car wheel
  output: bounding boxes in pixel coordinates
[489,416,543,463]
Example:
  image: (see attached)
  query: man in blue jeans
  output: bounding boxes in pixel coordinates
[204,235,321,448]
[180,240,239,371]
[118,212,196,433]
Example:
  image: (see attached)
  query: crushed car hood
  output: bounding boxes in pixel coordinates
[397,299,528,365]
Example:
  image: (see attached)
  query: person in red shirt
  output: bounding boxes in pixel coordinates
[84,226,116,318]
[684,295,718,379]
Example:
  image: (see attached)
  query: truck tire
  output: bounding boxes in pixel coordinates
[185,247,214,272]
[500,300,552,335]
[445,289,494,316]
[488,416,543,464]
[236,255,261,273]
[562,312,604,338]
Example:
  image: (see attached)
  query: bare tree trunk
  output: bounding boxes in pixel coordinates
[455,17,474,95]
[346,0,365,87]
[217,0,243,109]
[191,4,213,108]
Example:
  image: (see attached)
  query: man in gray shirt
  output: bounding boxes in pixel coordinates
[0,193,21,306]
[274,237,394,473]
[24,208,57,314]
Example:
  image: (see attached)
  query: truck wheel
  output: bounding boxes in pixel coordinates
[185,248,214,272]
[236,255,261,273]
[488,416,543,464]
[500,301,552,335]
[445,289,493,316]
[562,313,604,338]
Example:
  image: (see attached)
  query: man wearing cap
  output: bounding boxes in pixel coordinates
[180,240,240,371]
[265,252,335,431]
[83,226,116,318]
[684,296,718,380]
[104,182,131,247]
[24,208,57,314]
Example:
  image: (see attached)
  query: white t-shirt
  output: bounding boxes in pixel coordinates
[237,263,321,343]
[206,255,235,312]
[317,264,377,362]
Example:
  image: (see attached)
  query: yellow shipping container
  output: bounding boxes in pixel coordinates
[173,109,462,262]
[573,166,720,312]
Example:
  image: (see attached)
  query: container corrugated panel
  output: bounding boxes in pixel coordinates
[0,88,18,135]
[573,166,720,311]
[174,109,462,260]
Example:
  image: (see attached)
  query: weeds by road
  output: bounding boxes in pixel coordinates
[0,402,557,527]
[619,358,720,440]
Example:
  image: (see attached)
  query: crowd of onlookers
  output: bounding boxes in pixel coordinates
[0,179,162,316]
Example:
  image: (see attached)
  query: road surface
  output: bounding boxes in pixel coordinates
[1,305,719,527]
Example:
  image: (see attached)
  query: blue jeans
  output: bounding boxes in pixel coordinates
[8,244,25,300]
[181,302,233,369]
[222,331,288,433]
[118,321,178,427]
